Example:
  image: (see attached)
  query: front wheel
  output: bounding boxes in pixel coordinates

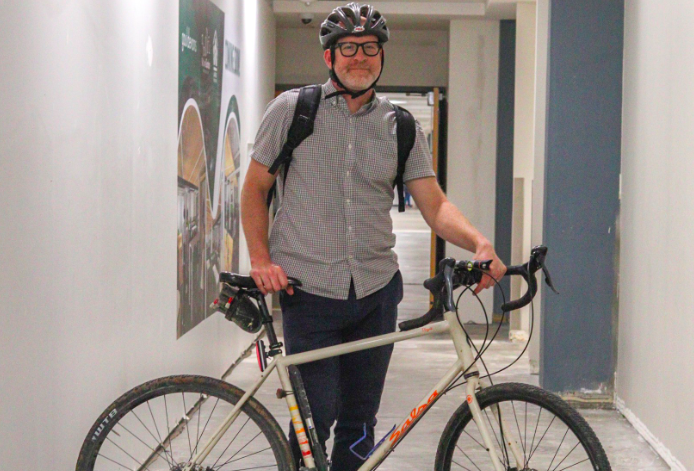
[435,383,611,471]
[76,375,295,471]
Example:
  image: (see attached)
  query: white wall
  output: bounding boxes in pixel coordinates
[446,19,499,320]
[510,2,536,337]
[276,27,449,87]
[617,1,694,469]
[0,0,275,468]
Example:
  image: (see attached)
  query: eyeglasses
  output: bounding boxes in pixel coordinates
[334,41,382,57]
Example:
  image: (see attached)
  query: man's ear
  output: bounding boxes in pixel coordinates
[323,48,333,69]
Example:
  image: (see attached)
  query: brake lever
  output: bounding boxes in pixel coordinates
[443,263,456,312]
[541,263,559,294]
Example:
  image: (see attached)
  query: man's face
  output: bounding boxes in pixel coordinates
[324,34,382,92]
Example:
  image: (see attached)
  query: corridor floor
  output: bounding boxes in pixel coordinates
[229,208,668,471]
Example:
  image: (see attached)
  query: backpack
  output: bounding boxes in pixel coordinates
[266,84,416,212]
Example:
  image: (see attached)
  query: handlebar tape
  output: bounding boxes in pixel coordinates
[218,273,303,290]
[398,305,444,331]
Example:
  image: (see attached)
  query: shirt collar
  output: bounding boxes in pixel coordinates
[322,79,379,114]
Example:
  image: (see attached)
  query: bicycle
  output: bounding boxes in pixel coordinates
[76,245,611,471]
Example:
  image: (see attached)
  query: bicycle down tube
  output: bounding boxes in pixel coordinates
[184,310,520,471]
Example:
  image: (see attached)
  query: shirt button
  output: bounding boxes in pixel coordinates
[346,199,351,204]
[349,255,353,259]
[346,171,351,177]
[348,226,352,231]
[348,143,353,150]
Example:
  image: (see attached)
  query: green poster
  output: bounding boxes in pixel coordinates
[177,0,230,338]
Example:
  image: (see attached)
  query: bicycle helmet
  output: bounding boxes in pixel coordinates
[319,3,389,99]
[319,3,389,50]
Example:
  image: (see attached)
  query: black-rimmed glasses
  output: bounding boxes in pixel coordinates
[334,41,382,57]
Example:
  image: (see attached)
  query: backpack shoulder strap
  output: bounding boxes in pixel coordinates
[266,84,322,207]
[393,105,416,212]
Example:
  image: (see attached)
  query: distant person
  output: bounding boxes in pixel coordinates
[403,183,413,208]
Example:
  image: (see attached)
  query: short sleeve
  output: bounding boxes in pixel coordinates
[403,120,437,182]
[249,91,297,169]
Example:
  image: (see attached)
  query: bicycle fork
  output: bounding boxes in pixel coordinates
[446,312,525,471]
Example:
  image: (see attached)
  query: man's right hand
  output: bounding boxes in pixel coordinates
[249,260,294,296]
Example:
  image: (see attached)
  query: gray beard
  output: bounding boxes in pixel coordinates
[338,69,377,91]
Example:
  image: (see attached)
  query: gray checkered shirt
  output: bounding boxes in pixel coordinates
[250,80,435,300]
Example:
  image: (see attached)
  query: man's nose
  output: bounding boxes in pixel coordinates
[352,48,368,61]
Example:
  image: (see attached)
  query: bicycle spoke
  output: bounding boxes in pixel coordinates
[185,393,209,462]
[165,394,175,464]
[551,440,583,471]
[105,436,153,471]
[456,446,484,471]
[451,457,476,471]
[97,451,144,471]
[116,421,176,468]
[196,393,203,455]
[482,407,507,466]
[183,392,194,457]
[495,404,511,467]
[555,456,590,471]
[213,430,263,469]
[481,408,503,454]
[546,426,570,471]
[462,430,487,450]
[222,445,272,465]
[528,406,542,460]
[211,416,253,468]
[222,465,283,471]
[511,400,528,463]
[145,400,176,467]
[132,409,165,452]
[194,396,221,457]
[524,401,528,461]
[527,415,557,463]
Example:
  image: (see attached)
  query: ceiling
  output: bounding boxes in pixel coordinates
[273,0,519,30]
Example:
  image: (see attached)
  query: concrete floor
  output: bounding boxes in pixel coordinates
[229,208,668,470]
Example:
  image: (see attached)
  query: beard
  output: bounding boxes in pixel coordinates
[335,63,379,91]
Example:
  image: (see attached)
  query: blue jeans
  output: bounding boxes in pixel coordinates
[280,271,403,471]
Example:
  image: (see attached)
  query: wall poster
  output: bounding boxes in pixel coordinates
[178,0,242,337]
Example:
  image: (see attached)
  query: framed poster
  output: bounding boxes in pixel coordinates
[177,0,241,337]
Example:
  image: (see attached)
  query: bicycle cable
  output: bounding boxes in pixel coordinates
[443,270,504,393]
[442,268,538,393]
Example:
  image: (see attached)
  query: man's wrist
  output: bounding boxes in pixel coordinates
[250,254,272,267]
[473,236,492,254]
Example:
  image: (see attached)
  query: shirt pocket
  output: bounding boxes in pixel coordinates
[359,137,398,185]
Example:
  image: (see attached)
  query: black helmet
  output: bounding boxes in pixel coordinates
[319,3,389,50]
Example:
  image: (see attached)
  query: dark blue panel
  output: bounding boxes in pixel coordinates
[494,20,515,316]
[541,0,624,393]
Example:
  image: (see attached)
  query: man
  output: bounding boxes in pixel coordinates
[241,3,506,470]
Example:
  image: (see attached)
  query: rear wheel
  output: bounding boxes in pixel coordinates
[76,375,294,471]
[435,383,611,471]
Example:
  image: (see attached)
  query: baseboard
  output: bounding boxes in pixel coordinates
[615,396,687,471]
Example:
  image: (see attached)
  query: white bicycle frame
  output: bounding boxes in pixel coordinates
[184,310,525,471]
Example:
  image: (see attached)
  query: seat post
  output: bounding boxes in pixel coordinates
[252,292,282,352]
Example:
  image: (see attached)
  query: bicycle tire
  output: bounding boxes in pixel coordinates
[76,375,295,471]
[435,382,611,471]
